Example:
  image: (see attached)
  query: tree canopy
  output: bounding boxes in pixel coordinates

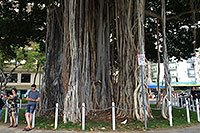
[145,0,200,61]
[0,0,46,59]
[0,0,199,62]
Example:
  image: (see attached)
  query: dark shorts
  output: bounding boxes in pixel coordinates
[25,104,36,114]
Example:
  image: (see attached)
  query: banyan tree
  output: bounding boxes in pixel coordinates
[39,0,152,122]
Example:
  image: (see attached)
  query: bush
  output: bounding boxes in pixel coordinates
[22,98,28,104]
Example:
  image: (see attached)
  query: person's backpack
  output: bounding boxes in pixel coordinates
[0,98,5,109]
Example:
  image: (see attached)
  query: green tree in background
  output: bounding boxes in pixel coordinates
[0,42,45,91]
[0,0,46,58]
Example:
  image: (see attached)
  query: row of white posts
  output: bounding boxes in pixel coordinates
[81,102,116,130]
[4,101,115,130]
[168,96,200,126]
[4,99,36,128]
[5,98,198,130]
[54,102,116,130]
[53,99,200,130]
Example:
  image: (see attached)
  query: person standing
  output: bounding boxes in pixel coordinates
[191,86,197,100]
[23,84,40,131]
[0,95,5,121]
[3,88,19,128]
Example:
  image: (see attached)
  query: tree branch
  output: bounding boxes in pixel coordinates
[145,8,200,21]
[1,64,22,90]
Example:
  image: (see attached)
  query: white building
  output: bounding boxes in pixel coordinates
[150,54,200,85]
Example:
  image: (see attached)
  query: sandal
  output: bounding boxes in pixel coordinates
[22,128,32,131]
[13,125,18,128]
[8,125,13,128]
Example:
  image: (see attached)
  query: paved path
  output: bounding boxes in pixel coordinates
[1,123,200,132]
[0,124,69,133]
[148,124,200,133]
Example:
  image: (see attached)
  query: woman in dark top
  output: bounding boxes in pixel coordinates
[3,88,19,128]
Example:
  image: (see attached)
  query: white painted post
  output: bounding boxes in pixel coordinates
[4,100,8,123]
[16,104,19,125]
[188,98,191,110]
[32,110,35,128]
[63,112,67,123]
[55,103,58,129]
[192,99,195,111]
[112,102,116,130]
[20,99,22,109]
[186,100,190,123]
[177,96,180,107]
[181,97,183,108]
[196,99,200,122]
[168,101,173,126]
[82,103,85,130]
[184,98,187,108]
[175,95,178,106]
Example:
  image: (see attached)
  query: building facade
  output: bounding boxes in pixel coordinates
[150,54,200,86]
[1,65,43,97]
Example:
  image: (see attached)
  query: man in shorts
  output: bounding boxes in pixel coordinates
[24,84,40,131]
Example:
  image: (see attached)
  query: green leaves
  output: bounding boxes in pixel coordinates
[0,0,46,58]
[145,0,200,62]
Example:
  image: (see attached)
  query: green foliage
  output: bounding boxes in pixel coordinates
[21,98,28,104]
[145,0,200,62]
[22,42,45,71]
[0,42,45,72]
[0,0,199,63]
[0,0,46,58]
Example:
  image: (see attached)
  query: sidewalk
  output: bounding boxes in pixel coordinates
[1,123,200,133]
[147,124,200,133]
[0,124,69,133]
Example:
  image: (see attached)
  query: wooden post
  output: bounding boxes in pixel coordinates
[192,98,195,111]
[168,101,173,126]
[177,96,180,107]
[196,99,200,122]
[20,99,22,109]
[32,110,36,128]
[181,96,183,108]
[63,112,67,123]
[188,98,191,110]
[55,103,58,129]
[186,100,190,123]
[82,103,85,130]
[112,102,116,130]
[4,100,8,123]
[16,104,19,125]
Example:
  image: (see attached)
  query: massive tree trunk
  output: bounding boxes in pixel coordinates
[40,0,151,122]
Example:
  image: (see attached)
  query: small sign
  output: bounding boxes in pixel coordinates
[138,54,145,66]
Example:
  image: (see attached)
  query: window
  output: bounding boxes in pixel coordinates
[189,63,194,69]
[187,70,195,77]
[8,74,17,83]
[3,73,18,83]
[21,74,31,83]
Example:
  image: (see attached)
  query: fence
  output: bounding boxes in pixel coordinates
[3,95,200,131]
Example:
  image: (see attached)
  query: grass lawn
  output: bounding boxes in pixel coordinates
[0,106,199,131]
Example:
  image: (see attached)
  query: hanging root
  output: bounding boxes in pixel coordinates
[161,94,169,119]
